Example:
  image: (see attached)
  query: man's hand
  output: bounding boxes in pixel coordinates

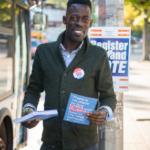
[21,112,41,129]
[86,110,106,125]
[0,138,5,150]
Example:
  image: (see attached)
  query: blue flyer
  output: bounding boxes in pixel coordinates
[63,93,98,125]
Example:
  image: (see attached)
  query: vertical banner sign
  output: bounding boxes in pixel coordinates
[89,27,131,92]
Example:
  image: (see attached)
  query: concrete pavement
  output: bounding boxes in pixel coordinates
[124,48,150,150]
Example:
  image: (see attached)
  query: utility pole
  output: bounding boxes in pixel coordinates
[142,9,149,60]
[97,0,124,150]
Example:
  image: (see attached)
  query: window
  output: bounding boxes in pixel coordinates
[0,34,13,95]
[14,6,28,97]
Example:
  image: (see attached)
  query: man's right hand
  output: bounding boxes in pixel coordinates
[21,112,41,129]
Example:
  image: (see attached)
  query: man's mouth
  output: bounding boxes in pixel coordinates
[74,30,83,33]
[73,30,84,35]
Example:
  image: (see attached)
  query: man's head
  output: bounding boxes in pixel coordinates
[63,0,93,43]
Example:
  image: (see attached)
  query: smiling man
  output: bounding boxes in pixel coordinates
[22,0,117,150]
[63,2,91,48]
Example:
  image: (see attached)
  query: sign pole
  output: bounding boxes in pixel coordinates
[97,0,124,150]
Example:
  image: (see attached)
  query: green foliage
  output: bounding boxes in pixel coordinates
[125,0,150,60]
[46,0,68,9]
[124,2,141,30]
[124,0,150,36]
[0,0,12,28]
[125,0,150,17]
[91,0,99,26]
[149,24,150,33]
[125,0,150,8]
[131,30,143,38]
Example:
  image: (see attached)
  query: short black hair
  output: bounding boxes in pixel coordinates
[67,0,92,11]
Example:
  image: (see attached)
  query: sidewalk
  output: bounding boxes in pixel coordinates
[124,49,150,150]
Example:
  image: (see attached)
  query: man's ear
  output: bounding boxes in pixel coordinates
[89,19,93,28]
[63,16,67,24]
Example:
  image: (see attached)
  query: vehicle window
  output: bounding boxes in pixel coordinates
[0,0,12,28]
[31,41,37,47]
[0,34,13,95]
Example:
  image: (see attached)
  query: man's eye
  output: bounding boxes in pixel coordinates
[83,18,89,22]
[71,17,77,20]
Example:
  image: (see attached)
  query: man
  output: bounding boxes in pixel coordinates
[22,0,117,150]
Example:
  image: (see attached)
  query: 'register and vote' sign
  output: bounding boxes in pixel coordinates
[89,27,131,92]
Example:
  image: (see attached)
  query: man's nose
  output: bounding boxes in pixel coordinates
[76,18,83,26]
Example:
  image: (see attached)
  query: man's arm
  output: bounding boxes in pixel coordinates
[87,51,117,125]
[23,46,44,109]
[22,46,44,128]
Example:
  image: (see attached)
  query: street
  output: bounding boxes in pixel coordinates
[20,48,150,150]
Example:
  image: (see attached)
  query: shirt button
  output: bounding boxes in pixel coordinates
[57,142,60,146]
[63,124,66,129]
[61,108,65,112]
[63,73,67,76]
[62,90,65,94]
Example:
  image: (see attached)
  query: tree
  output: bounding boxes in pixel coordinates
[45,0,68,9]
[125,0,150,60]
[0,0,12,28]
[124,2,142,30]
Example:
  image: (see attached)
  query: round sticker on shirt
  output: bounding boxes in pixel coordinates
[73,68,85,79]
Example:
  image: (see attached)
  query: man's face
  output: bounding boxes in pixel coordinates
[63,4,93,43]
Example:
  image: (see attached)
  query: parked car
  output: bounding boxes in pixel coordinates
[131,36,139,45]
[31,39,38,58]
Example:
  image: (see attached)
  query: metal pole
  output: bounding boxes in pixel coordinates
[97,0,124,150]
[41,0,43,13]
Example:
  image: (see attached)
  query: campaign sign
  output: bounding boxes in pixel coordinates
[90,38,129,77]
[89,27,131,92]
[64,93,98,125]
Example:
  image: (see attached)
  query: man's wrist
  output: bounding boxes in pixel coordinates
[22,107,34,116]
[100,108,109,117]
[99,106,113,121]
[23,103,36,111]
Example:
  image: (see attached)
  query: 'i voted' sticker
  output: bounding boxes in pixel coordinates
[73,68,85,79]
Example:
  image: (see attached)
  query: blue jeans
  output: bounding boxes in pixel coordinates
[40,143,98,150]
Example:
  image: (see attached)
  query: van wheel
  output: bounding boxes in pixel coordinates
[0,121,7,149]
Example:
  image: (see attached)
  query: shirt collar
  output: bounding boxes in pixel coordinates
[60,41,84,54]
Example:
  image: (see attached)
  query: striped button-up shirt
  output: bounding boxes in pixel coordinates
[60,41,84,67]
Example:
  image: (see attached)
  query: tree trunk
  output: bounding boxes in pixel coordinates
[142,9,149,60]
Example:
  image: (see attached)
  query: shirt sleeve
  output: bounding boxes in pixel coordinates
[23,103,37,111]
[97,50,117,112]
[99,106,113,121]
[23,46,44,109]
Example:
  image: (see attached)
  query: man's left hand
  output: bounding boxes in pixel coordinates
[86,110,106,125]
